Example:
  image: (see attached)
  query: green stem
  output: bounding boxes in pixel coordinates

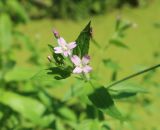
[88,80,96,89]
[106,64,160,89]
[82,72,96,90]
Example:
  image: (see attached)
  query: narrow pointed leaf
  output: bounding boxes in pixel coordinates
[109,82,148,93]
[73,21,91,57]
[110,39,128,49]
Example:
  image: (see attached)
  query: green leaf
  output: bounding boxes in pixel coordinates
[88,86,123,120]
[76,120,101,130]
[7,0,29,23]
[31,67,70,88]
[108,82,148,99]
[0,90,45,124]
[73,21,91,58]
[119,21,132,32]
[109,39,128,49]
[39,114,55,127]
[0,13,12,52]
[103,59,120,71]
[108,82,148,93]
[38,91,52,107]
[58,107,77,121]
[4,66,39,82]
[49,66,71,80]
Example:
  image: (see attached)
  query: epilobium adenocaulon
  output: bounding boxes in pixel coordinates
[52,29,92,75]
[54,37,77,57]
[71,55,92,74]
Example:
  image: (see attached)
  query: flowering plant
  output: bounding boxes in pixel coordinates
[45,20,160,122]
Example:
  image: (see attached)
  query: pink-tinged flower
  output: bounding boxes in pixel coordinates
[54,37,76,57]
[53,29,60,39]
[71,55,92,74]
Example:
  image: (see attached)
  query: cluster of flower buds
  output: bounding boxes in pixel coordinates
[48,29,92,74]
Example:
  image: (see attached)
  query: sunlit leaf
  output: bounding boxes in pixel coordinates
[4,66,39,82]
[58,107,77,121]
[76,120,100,130]
[39,114,55,127]
[31,68,68,87]
[109,82,148,99]
[0,90,45,124]
[0,13,12,52]
[108,82,148,93]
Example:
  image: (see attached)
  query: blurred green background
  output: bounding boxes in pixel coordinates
[0,0,160,130]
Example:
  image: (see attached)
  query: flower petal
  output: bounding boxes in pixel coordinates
[58,37,67,46]
[68,42,76,49]
[63,50,70,57]
[67,50,71,56]
[73,67,82,74]
[82,55,90,65]
[54,47,63,53]
[83,65,92,73]
[71,55,81,66]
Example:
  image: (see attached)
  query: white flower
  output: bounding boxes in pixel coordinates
[54,37,76,57]
[71,55,92,74]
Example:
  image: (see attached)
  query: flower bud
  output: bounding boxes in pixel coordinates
[53,29,60,39]
[47,55,52,62]
[90,27,93,38]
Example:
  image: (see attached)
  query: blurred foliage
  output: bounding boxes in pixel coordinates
[0,0,47,129]
[0,0,29,24]
[0,0,151,20]
[25,0,153,20]
[0,0,159,130]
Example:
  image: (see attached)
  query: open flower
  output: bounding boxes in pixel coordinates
[54,37,76,57]
[71,55,92,74]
